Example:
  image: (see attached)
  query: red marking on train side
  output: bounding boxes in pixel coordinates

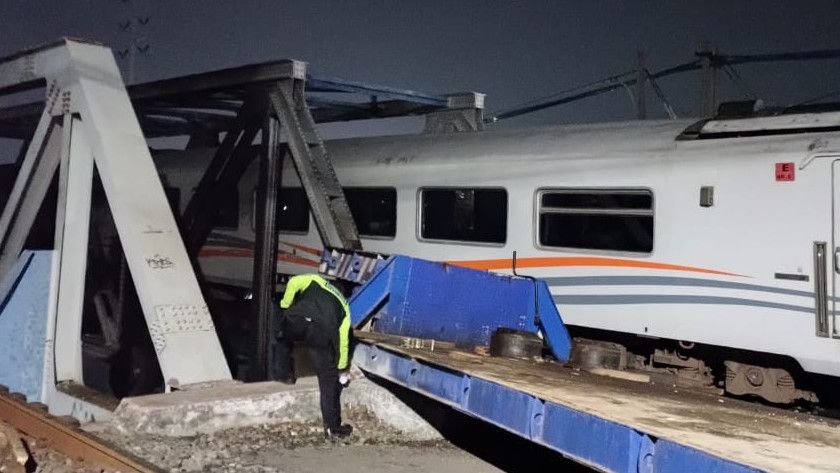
[775,162,795,181]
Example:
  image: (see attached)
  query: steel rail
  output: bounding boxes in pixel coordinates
[0,386,162,473]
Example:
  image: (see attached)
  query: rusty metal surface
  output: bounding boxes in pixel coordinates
[0,385,162,473]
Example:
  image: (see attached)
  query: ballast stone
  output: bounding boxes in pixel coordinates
[111,377,441,440]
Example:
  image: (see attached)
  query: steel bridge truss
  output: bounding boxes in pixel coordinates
[0,39,486,391]
[112,58,483,379]
[0,39,233,397]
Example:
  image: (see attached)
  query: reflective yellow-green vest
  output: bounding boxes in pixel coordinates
[279,274,351,370]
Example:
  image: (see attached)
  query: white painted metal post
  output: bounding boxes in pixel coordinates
[1,39,236,394]
[63,41,231,387]
[54,116,93,383]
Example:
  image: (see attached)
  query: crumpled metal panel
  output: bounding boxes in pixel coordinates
[349,255,572,361]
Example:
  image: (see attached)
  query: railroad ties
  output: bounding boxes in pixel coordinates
[0,384,162,473]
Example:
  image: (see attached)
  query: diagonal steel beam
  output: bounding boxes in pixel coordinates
[182,99,262,254]
[63,40,231,387]
[268,77,361,250]
[53,114,94,383]
[0,111,62,277]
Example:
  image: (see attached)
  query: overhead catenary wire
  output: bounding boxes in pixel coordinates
[488,47,840,123]
[489,60,700,121]
[644,70,678,119]
[721,63,758,100]
[721,48,840,66]
[619,78,639,110]
[778,88,840,114]
[495,69,636,116]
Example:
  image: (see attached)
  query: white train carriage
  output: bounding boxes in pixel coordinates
[155,111,840,404]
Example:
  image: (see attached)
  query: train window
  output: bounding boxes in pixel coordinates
[538,189,653,253]
[344,187,397,238]
[420,188,507,244]
[277,188,310,233]
[251,188,310,233]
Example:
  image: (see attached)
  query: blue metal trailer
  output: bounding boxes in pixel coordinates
[348,255,840,473]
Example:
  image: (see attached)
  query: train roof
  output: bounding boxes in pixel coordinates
[322,112,840,170]
[329,109,840,158]
[329,119,694,151]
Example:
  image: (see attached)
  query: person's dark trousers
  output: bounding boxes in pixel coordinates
[270,307,297,383]
[271,334,296,383]
[310,343,342,429]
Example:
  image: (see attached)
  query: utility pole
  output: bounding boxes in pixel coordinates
[635,51,647,119]
[698,41,719,117]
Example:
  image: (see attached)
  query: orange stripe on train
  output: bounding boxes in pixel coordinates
[199,247,320,268]
[277,253,320,268]
[200,247,739,277]
[447,256,743,277]
[279,241,323,257]
[200,248,254,258]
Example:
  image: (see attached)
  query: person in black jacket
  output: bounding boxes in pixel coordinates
[275,274,353,439]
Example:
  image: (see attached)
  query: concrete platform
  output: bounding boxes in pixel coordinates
[355,337,840,473]
[112,378,441,440]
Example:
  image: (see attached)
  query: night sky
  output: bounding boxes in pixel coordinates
[3,0,840,133]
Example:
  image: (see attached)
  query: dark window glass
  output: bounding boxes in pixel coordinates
[277,188,310,233]
[216,190,239,229]
[541,192,652,209]
[539,190,653,253]
[421,188,507,244]
[539,214,653,252]
[344,187,397,238]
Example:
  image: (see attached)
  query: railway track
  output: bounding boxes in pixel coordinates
[0,385,162,473]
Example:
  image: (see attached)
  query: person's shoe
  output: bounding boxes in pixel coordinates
[324,424,353,439]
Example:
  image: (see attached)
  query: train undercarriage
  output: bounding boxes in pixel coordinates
[569,326,825,407]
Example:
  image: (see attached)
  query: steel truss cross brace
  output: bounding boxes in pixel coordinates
[267,61,362,251]
[183,61,363,258]
[0,40,231,392]
[180,62,363,379]
[182,99,262,254]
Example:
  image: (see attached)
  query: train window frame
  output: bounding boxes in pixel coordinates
[533,187,655,255]
[251,187,312,235]
[416,186,508,247]
[343,186,398,240]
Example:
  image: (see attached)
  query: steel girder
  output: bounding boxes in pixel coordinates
[0,56,484,140]
[0,39,232,395]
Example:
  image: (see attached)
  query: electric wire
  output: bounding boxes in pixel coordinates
[489,48,840,123]
[644,69,678,119]
[489,60,699,122]
[721,63,758,100]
